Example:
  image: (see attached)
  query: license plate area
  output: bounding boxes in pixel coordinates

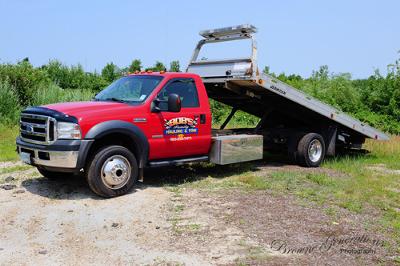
[20,151,32,165]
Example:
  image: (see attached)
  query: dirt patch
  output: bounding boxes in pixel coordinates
[225,191,391,265]
[255,162,348,178]
[0,161,23,170]
[0,161,397,265]
[169,189,393,265]
[0,173,208,265]
[366,164,400,175]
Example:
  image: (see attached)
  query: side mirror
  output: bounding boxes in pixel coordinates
[168,93,181,112]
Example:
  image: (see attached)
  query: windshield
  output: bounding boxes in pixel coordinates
[95,75,163,103]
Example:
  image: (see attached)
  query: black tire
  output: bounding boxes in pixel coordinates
[86,145,138,198]
[296,133,326,167]
[37,167,72,179]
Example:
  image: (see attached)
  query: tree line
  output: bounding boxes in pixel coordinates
[0,56,399,134]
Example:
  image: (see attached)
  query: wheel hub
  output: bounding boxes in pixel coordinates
[101,155,131,189]
[308,139,322,163]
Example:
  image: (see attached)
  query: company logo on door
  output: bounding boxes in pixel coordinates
[164,117,198,135]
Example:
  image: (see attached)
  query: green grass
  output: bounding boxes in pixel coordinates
[0,124,19,161]
[323,138,400,234]
[234,242,273,265]
[0,164,31,174]
[178,137,400,249]
[201,168,398,245]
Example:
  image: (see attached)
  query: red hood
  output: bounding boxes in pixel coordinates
[44,101,139,121]
[43,101,147,138]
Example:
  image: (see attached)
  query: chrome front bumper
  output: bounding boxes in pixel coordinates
[16,137,82,169]
[17,146,79,168]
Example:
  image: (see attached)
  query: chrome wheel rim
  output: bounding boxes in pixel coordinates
[101,155,131,190]
[308,139,322,163]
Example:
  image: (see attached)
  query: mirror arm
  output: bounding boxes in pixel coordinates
[151,98,162,113]
[152,106,161,113]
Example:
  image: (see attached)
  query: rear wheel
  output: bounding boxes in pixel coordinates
[86,145,138,198]
[296,133,325,167]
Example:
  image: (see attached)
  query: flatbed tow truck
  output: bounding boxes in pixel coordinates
[16,25,389,197]
[188,24,388,163]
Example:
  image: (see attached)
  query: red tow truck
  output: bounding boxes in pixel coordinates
[16,25,388,197]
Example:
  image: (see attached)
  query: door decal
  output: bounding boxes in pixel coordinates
[164,117,198,136]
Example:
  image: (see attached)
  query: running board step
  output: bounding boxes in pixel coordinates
[148,156,209,168]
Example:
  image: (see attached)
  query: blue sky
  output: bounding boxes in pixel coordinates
[0,0,399,78]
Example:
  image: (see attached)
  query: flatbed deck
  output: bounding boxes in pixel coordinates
[187,24,389,142]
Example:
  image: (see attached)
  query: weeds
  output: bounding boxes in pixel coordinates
[0,82,21,124]
[0,124,19,161]
[31,84,94,106]
[0,164,31,174]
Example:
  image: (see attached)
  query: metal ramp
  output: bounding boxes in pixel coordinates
[187,24,258,80]
[187,25,389,141]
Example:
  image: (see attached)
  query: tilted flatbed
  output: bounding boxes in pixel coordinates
[187,25,388,160]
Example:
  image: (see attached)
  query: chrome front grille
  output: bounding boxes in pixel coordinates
[20,114,56,145]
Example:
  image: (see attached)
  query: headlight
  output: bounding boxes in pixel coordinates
[57,122,81,139]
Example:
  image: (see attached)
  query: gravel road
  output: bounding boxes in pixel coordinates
[0,161,394,265]
[0,162,212,265]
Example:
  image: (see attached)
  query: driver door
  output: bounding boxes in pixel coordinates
[148,78,210,159]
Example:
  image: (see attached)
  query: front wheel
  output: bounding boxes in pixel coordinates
[86,145,138,198]
[296,133,326,167]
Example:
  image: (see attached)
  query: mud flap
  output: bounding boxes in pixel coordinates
[324,126,337,157]
[138,168,144,182]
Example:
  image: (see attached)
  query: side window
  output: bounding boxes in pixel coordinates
[158,79,200,110]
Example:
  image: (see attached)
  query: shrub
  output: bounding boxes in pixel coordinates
[61,88,95,102]
[210,99,229,125]
[0,57,398,135]
[0,81,21,124]
[128,59,142,72]
[101,62,121,82]
[169,61,180,72]
[31,84,95,106]
[354,110,400,135]
[0,60,51,106]
[43,60,108,92]
[145,61,166,72]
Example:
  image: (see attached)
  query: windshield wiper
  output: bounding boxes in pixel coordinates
[96,97,127,103]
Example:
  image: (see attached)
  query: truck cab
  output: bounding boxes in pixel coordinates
[87,72,213,160]
[17,72,216,197]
